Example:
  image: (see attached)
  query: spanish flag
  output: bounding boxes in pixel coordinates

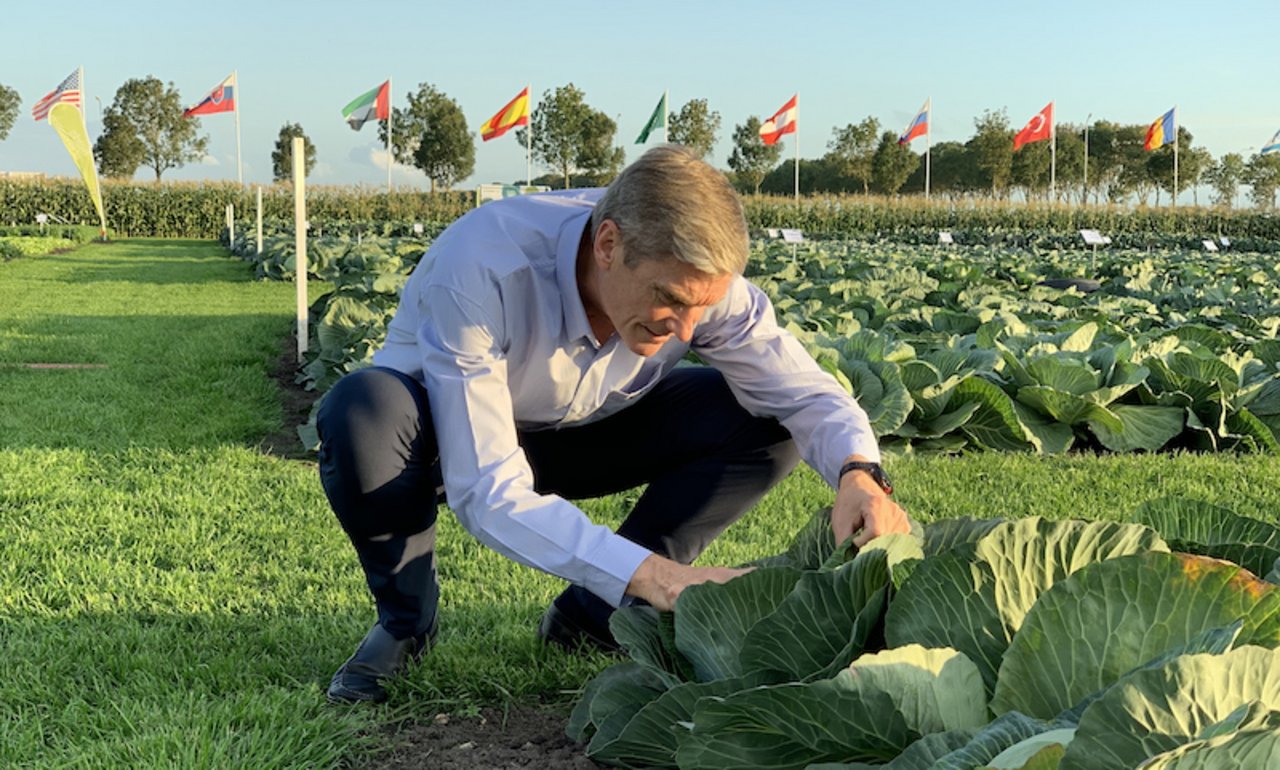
[480,87,530,142]
[1144,108,1175,151]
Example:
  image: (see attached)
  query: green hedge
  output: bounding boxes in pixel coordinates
[0,178,474,238]
[6,177,1279,247]
[743,194,1280,250]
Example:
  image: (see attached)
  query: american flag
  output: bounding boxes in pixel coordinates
[32,68,82,121]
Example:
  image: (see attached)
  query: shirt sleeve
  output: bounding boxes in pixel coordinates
[417,282,653,607]
[693,276,881,487]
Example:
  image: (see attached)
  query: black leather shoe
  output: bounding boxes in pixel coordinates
[537,595,622,655]
[327,619,438,704]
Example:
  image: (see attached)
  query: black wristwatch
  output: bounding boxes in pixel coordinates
[838,461,893,495]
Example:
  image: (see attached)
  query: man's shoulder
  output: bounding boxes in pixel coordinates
[420,189,602,289]
[461,188,604,228]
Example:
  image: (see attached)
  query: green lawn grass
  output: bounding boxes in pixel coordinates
[1,239,1277,768]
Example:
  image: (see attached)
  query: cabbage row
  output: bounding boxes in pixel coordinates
[753,241,1280,454]
[570,502,1280,769]
[227,231,1280,455]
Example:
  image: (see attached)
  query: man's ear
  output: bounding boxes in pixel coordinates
[593,219,621,268]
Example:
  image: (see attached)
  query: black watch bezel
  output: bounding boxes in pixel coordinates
[838,461,893,495]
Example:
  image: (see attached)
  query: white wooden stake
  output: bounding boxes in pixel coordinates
[255,185,263,255]
[293,137,308,362]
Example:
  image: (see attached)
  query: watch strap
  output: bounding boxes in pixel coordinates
[838,460,893,495]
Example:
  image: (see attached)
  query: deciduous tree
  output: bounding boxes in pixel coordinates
[0,84,19,141]
[1245,153,1280,209]
[668,98,721,161]
[1204,153,1246,208]
[728,117,781,194]
[968,109,1013,198]
[870,130,919,195]
[94,77,208,181]
[379,83,474,192]
[271,123,317,182]
[516,84,620,189]
[94,110,146,179]
[826,117,879,194]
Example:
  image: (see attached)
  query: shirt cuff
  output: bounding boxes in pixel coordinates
[579,534,654,608]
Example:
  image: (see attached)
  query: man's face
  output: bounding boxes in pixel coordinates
[594,232,734,358]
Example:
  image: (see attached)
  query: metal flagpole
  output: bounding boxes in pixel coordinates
[1172,106,1179,207]
[1050,102,1056,202]
[1083,113,1091,205]
[664,88,669,143]
[526,83,533,186]
[234,70,243,186]
[386,77,392,195]
[793,94,799,203]
[925,97,931,200]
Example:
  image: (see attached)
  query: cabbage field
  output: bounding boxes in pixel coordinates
[217,221,1280,767]
[225,226,1280,456]
[569,500,1280,769]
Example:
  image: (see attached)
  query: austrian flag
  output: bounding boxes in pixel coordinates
[759,95,797,146]
[1013,102,1053,151]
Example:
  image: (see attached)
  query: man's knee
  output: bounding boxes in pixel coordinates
[317,366,430,448]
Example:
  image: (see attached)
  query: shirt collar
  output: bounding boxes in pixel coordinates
[556,209,597,345]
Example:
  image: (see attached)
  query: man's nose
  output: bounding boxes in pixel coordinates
[666,307,701,342]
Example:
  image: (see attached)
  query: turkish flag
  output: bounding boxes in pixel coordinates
[1013,102,1054,151]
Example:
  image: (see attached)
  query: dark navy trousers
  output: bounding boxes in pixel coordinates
[316,365,800,641]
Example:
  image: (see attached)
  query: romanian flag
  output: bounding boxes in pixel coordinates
[480,87,530,142]
[759,94,797,146]
[342,81,390,131]
[1144,108,1175,151]
[183,73,236,118]
[899,99,929,145]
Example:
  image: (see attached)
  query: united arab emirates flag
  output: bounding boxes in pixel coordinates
[635,92,667,144]
[342,81,390,131]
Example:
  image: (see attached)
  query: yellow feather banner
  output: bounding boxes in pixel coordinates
[48,102,106,234]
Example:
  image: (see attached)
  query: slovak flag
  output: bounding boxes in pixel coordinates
[759,94,797,146]
[183,73,236,118]
[899,99,930,145]
[1013,102,1053,151]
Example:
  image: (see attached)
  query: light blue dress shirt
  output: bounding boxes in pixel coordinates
[373,189,879,607]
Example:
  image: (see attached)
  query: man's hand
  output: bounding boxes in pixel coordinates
[625,553,751,612]
[832,457,910,547]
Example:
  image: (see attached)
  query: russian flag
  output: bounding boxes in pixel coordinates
[899,99,930,145]
[183,74,236,118]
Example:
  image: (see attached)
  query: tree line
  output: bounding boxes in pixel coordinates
[2,77,1278,208]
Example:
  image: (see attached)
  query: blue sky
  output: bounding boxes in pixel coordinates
[1,0,1275,189]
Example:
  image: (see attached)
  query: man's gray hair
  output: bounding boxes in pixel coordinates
[591,145,748,275]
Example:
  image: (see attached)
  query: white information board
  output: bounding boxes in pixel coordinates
[1202,240,1219,252]
[938,231,954,245]
[780,228,805,243]
[1079,229,1107,246]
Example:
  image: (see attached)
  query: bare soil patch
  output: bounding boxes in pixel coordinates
[260,329,318,460]
[359,706,597,770]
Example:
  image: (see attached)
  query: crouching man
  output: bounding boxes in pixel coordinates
[316,145,909,704]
